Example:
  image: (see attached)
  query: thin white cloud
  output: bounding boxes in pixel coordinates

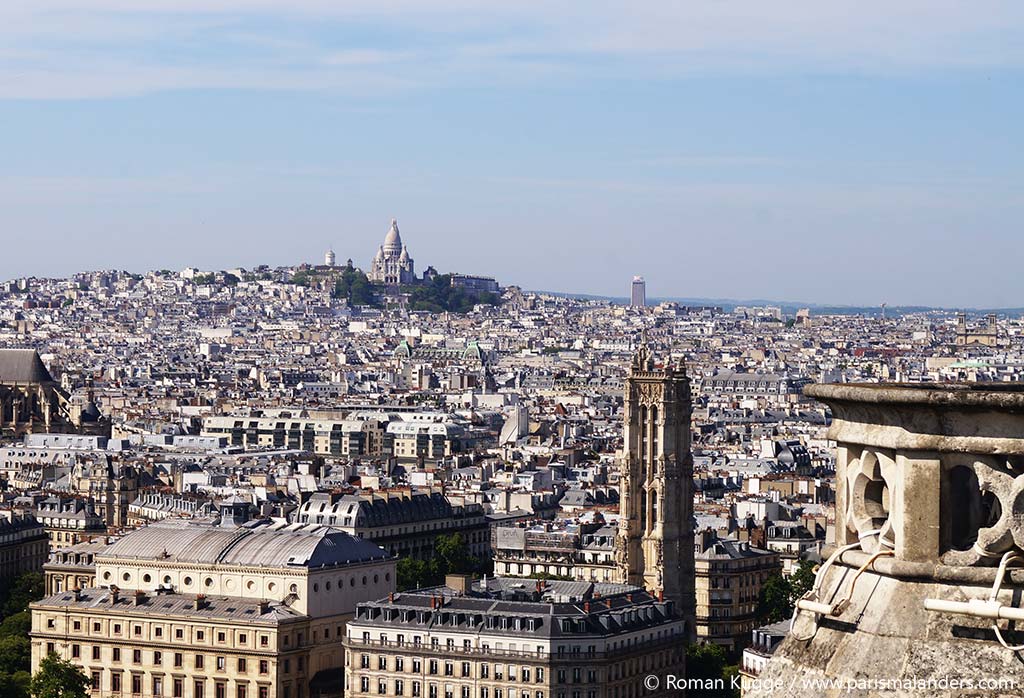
[0,1,1021,98]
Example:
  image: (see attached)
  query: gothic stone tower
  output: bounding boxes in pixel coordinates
[616,343,696,637]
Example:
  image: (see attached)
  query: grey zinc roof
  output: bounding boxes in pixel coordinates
[0,349,55,384]
[33,588,304,623]
[98,518,389,568]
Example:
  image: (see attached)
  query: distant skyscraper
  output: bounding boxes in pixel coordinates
[630,275,646,307]
[324,248,336,266]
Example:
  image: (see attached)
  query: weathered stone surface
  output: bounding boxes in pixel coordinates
[751,383,1024,697]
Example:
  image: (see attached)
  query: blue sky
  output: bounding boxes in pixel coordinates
[1,1,1022,307]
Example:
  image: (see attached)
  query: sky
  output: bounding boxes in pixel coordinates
[1,1,1022,307]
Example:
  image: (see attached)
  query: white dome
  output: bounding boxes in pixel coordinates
[383,218,402,253]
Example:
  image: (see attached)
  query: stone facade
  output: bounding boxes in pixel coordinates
[343,577,687,698]
[614,343,695,638]
[369,219,415,285]
[749,383,1024,697]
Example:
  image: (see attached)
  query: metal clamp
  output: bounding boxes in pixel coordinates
[924,551,1024,650]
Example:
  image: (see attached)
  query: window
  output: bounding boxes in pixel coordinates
[259,660,268,675]
[396,680,405,696]
[112,674,122,692]
[218,632,226,643]
[239,633,247,644]
[238,658,247,672]
[93,622,101,632]
[379,680,387,695]
[396,657,404,672]
[91,672,100,690]
[197,630,205,641]
[217,657,226,671]
[71,644,80,659]
[131,674,142,695]
[216,683,226,698]
[429,660,438,675]
[132,649,141,664]
[152,677,163,697]
[154,651,162,666]
[73,620,81,631]
[194,680,205,698]
[379,657,387,670]
[176,628,184,640]
[173,679,184,698]
[237,685,247,698]
[462,663,470,678]
[196,655,205,670]
[92,646,100,661]
[361,655,370,669]
[47,619,55,629]
[412,682,421,697]
[113,648,121,662]
[361,678,370,692]
[174,653,183,668]
[155,627,163,638]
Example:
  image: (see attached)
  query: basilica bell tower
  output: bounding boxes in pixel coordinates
[615,341,696,638]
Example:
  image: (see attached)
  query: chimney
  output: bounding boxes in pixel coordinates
[584,601,591,614]
[658,590,664,602]
[446,574,472,596]
[535,579,543,593]
[72,587,81,602]
[258,600,269,614]
[194,594,207,610]
[109,586,119,604]
[430,596,438,610]
[133,590,146,606]
[388,593,395,603]
[626,593,633,603]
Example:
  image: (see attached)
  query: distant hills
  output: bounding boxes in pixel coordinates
[532,290,1024,317]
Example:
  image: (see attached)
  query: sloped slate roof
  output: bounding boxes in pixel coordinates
[0,349,54,384]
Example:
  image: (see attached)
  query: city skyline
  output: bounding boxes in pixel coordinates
[2,2,1022,307]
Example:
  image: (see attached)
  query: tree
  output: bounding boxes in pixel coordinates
[685,643,739,698]
[1,573,44,619]
[757,573,793,623]
[789,559,817,601]
[396,558,433,591]
[435,533,472,576]
[0,670,29,698]
[30,654,89,698]
[0,611,31,638]
[0,636,31,676]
